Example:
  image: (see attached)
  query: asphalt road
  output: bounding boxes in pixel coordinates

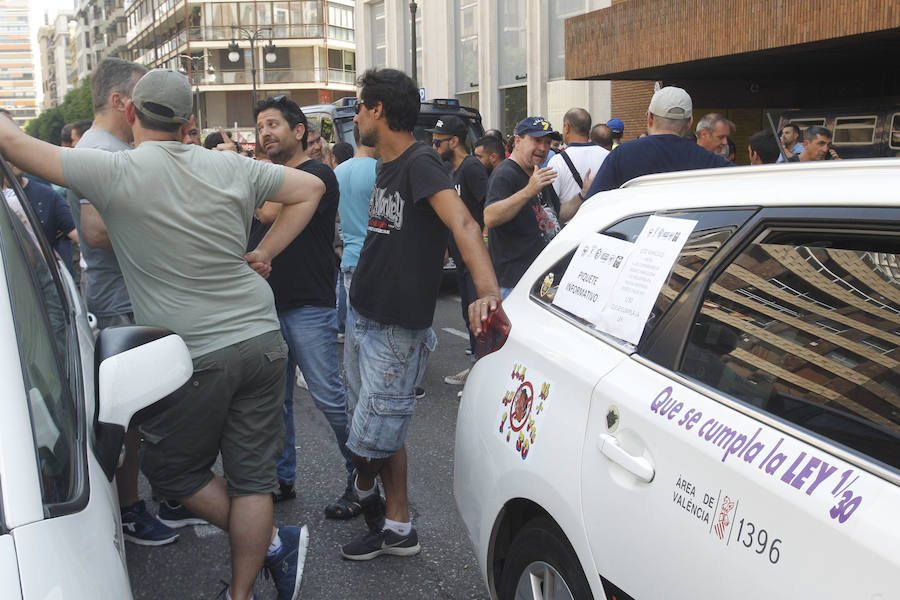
[126,290,491,600]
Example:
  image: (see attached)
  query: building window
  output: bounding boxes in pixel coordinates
[327,3,354,41]
[498,0,525,89]
[327,48,355,84]
[455,0,478,97]
[369,1,386,68]
[500,85,526,136]
[548,0,585,80]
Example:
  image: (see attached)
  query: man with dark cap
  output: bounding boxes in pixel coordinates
[0,68,326,600]
[607,117,625,148]
[427,115,489,384]
[483,116,562,297]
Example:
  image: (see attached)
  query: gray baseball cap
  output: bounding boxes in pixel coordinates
[132,69,192,125]
[648,86,692,120]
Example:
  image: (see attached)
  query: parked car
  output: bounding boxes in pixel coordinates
[455,159,900,600]
[302,96,485,151]
[778,106,900,158]
[0,156,193,599]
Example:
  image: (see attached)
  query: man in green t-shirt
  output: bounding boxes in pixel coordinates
[0,69,323,600]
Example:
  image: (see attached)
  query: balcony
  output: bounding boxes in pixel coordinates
[201,68,355,86]
[188,24,325,42]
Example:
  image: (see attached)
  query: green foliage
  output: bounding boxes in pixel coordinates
[24,79,94,145]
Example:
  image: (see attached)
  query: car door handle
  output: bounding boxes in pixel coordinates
[598,434,655,483]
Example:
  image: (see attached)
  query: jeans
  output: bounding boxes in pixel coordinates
[335,269,347,335]
[341,266,356,337]
[344,307,437,459]
[277,305,352,485]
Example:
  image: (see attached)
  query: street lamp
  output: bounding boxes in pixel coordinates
[179,53,214,130]
[228,27,277,107]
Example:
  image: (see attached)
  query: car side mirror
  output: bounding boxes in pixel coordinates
[93,326,193,480]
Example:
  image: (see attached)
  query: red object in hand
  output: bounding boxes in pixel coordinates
[474,303,511,360]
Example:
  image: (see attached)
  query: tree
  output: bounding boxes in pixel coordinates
[24,79,94,145]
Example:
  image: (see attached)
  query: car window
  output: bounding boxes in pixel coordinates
[531,209,755,346]
[0,183,82,507]
[678,231,900,470]
[890,113,900,150]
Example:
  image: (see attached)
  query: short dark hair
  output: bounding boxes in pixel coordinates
[749,130,780,163]
[203,130,229,149]
[563,108,591,137]
[474,135,504,158]
[590,123,613,149]
[484,129,504,141]
[357,68,420,132]
[781,122,800,137]
[60,123,74,145]
[804,125,832,141]
[254,95,309,150]
[91,57,147,112]
[333,141,354,164]
[72,119,92,137]
[134,106,182,133]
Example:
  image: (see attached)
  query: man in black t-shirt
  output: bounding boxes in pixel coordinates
[427,115,488,375]
[483,116,563,297]
[341,68,501,561]
[254,96,355,517]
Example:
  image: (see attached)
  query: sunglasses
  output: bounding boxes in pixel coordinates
[354,101,370,114]
[432,138,451,148]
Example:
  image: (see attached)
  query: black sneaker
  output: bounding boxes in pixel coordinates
[414,386,426,399]
[341,526,420,561]
[272,480,296,503]
[121,499,179,546]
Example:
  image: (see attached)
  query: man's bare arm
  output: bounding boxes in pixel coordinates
[558,168,594,223]
[429,188,501,335]
[0,118,66,187]
[483,166,556,228]
[244,166,325,276]
[80,203,113,249]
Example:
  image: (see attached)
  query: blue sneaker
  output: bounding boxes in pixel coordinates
[158,500,207,528]
[264,525,309,600]
[121,499,179,546]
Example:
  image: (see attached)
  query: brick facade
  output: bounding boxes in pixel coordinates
[566,0,900,81]
[610,81,656,142]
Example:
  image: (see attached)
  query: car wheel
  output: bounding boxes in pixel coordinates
[499,517,593,600]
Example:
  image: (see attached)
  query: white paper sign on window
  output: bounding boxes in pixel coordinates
[552,232,634,322]
[595,215,697,344]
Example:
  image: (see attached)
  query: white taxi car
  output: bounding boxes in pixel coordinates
[455,159,900,600]
[0,158,192,598]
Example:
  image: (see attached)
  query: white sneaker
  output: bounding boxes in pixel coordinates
[443,367,470,386]
[337,333,345,344]
[295,367,308,389]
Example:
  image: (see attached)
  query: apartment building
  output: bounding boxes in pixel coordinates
[124,0,357,130]
[38,12,78,110]
[73,0,128,84]
[0,0,37,126]
[354,0,613,136]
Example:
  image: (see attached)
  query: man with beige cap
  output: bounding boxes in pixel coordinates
[0,68,322,600]
[585,86,732,196]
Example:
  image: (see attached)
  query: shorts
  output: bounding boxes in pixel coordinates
[139,329,288,499]
[344,313,436,459]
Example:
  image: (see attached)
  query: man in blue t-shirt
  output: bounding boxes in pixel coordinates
[585,86,732,198]
[335,124,377,313]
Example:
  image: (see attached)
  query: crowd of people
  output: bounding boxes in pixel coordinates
[0,58,849,600]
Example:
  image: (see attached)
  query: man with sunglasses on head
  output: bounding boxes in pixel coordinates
[341,68,501,561]
[253,94,355,517]
[428,115,488,384]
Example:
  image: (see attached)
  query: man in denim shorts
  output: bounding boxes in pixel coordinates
[340,68,502,560]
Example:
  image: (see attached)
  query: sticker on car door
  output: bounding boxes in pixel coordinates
[496,362,553,460]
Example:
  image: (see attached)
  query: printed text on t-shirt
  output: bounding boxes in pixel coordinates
[368,187,405,233]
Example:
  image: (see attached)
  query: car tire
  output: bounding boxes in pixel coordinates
[499,517,593,600]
